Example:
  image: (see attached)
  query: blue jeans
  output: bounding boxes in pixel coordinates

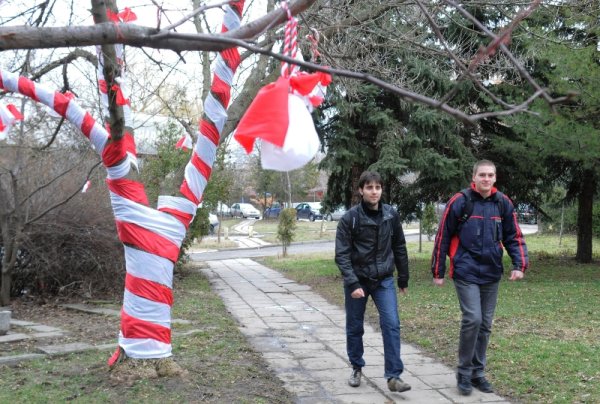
[453,279,499,378]
[344,276,404,379]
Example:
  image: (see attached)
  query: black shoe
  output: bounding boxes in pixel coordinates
[348,368,361,387]
[471,376,494,393]
[457,373,472,396]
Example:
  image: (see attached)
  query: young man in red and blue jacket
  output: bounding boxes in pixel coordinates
[431,160,528,396]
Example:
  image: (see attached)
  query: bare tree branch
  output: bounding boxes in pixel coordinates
[28,49,98,82]
[162,0,233,31]
[443,0,570,107]
[0,0,318,52]
[39,117,66,150]
[25,161,102,225]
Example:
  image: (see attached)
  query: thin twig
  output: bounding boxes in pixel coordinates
[161,0,233,31]
[25,161,102,225]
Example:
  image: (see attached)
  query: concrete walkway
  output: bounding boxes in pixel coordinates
[200,258,510,404]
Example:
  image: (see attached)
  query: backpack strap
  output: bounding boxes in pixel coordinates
[493,191,506,219]
[458,188,474,225]
[458,188,506,227]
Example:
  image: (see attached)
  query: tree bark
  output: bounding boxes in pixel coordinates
[0,268,11,306]
[0,0,317,52]
[575,169,596,263]
[91,0,126,140]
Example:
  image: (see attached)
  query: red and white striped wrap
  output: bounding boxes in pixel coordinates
[1,0,246,361]
[280,2,299,78]
[97,7,135,130]
[0,101,24,140]
[179,0,245,205]
[0,70,109,153]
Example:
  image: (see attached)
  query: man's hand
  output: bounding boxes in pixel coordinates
[398,288,408,295]
[433,278,445,286]
[509,270,524,281]
[351,288,365,298]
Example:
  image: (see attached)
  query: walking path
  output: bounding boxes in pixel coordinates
[200,258,510,404]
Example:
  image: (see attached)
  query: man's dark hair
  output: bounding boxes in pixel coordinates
[358,171,383,189]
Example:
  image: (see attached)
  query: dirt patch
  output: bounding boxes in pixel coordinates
[2,298,118,356]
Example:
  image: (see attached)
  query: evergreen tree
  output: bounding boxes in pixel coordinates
[495,4,600,262]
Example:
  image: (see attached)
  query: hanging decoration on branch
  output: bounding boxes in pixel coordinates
[175,133,193,152]
[0,102,24,141]
[233,1,331,172]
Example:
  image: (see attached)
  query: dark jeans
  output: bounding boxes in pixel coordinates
[453,278,500,378]
[344,276,404,379]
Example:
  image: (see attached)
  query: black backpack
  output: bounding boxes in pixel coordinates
[458,188,505,226]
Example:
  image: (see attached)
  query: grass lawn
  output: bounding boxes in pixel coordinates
[251,218,420,243]
[0,266,293,403]
[261,234,600,404]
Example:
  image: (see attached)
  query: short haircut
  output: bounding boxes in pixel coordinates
[358,171,383,188]
[472,159,496,176]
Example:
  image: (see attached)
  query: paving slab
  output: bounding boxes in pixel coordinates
[199,258,513,403]
[31,331,65,339]
[25,324,64,333]
[0,353,45,366]
[94,343,117,351]
[61,303,120,316]
[37,342,94,355]
[0,333,31,343]
[10,319,36,326]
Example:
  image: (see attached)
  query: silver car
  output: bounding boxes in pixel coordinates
[325,206,348,221]
[230,203,261,219]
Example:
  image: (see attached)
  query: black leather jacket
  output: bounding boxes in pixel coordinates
[335,202,409,292]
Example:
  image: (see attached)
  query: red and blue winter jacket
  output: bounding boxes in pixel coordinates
[431,185,528,284]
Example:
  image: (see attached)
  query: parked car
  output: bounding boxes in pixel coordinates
[208,213,220,234]
[216,202,230,217]
[516,203,537,224]
[264,204,283,219]
[230,203,261,219]
[325,206,348,221]
[296,202,323,221]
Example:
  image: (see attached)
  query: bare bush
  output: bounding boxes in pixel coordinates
[15,215,124,300]
[1,146,124,301]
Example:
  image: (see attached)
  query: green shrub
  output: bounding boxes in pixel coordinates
[277,208,297,257]
[421,203,438,241]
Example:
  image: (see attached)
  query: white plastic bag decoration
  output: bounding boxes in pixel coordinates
[234,2,331,171]
[260,92,320,170]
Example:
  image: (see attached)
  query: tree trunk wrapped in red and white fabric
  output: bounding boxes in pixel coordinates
[0,0,246,363]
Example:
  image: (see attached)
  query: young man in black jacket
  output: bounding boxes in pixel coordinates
[335,171,411,393]
[431,160,529,396]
